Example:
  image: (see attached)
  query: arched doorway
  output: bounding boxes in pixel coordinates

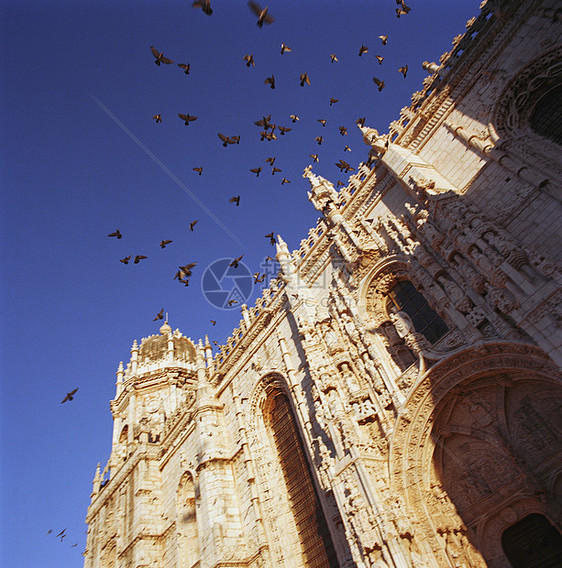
[502,513,562,568]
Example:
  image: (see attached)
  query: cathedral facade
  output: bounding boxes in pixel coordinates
[84,1,562,567]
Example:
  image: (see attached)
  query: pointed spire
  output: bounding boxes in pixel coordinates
[116,361,124,396]
[204,335,213,367]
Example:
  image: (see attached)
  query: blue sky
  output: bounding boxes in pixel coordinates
[1,1,480,565]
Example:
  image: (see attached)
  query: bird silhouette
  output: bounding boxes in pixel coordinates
[178,113,198,125]
[339,126,348,136]
[337,180,345,187]
[289,114,300,123]
[229,195,240,206]
[253,272,264,283]
[315,136,324,145]
[227,299,238,306]
[160,240,173,248]
[134,255,147,264]
[108,229,122,239]
[230,255,244,268]
[193,166,203,175]
[243,54,255,67]
[356,116,366,127]
[120,256,131,264]
[265,255,275,261]
[309,154,319,162]
[280,43,292,54]
[61,390,78,404]
[335,159,355,173]
[212,340,219,346]
[192,0,213,15]
[248,1,274,27]
[375,55,384,65]
[210,320,216,326]
[329,98,339,106]
[281,177,290,185]
[150,46,173,66]
[299,72,311,87]
[264,75,275,89]
[396,2,411,18]
[398,65,408,78]
[344,144,351,152]
[177,63,190,74]
[265,232,275,245]
[250,167,262,177]
[373,77,385,91]
[57,529,66,538]
[278,126,291,135]
[358,45,368,56]
[218,133,239,146]
[153,309,164,321]
[189,220,199,231]
[378,34,388,45]
[265,156,276,166]
[272,167,282,175]
[330,53,338,63]
[317,118,327,127]
[152,114,162,123]
[254,114,272,129]
[177,262,197,277]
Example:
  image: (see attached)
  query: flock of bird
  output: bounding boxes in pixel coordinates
[105,0,414,335]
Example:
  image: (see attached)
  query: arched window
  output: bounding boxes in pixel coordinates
[529,85,562,145]
[502,513,562,568]
[386,280,448,344]
[265,391,339,568]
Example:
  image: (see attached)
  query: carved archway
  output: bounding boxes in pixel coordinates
[389,342,562,567]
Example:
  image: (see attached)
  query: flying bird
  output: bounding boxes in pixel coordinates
[358,45,368,56]
[373,77,385,91]
[260,131,276,141]
[398,65,408,78]
[264,75,276,89]
[272,167,282,175]
[329,98,339,106]
[265,156,276,165]
[61,390,78,404]
[57,529,67,538]
[177,262,197,277]
[212,340,219,346]
[255,114,272,129]
[178,113,198,125]
[278,126,291,135]
[120,256,131,264]
[265,232,275,245]
[108,229,122,239]
[177,63,190,74]
[250,167,262,177]
[218,133,239,146]
[344,144,351,152]
[280,43,292,54]
[192,0,213,15]
[189,220,199,231]
[330,53,338,63]
[153,308,164,321]
[150,46,173,66]
[230,255,244,268]
[210,320,216,326]
[356,116,366,127]
[243,54,255,67]
[160,240,173,248]
[248,1,274,27]
[254,272,264,283]
[227,299,238,306]
[375,55,384,65]
[339,126,348,136]
[315,136,324,145]
[317,118,326,127]
[309,154,319,162]
[229,195,240,206]
[281,177,290,185]
[289,114,299,123]
[337,180,345,187]
[335,159,355,173]
[396,3,411,18]
[299,72,310,87]
[378,34,388,45]
[134,255,147,264]
[193,166,203,175]
[265,255,275,261]
[152,114,162,123]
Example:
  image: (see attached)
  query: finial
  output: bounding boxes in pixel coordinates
[205,334,210,347]
[159,320,172,335]
[422,61,440,74]
[131,340,138,350]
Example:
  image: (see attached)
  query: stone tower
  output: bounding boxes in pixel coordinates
[85,1,562,566]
